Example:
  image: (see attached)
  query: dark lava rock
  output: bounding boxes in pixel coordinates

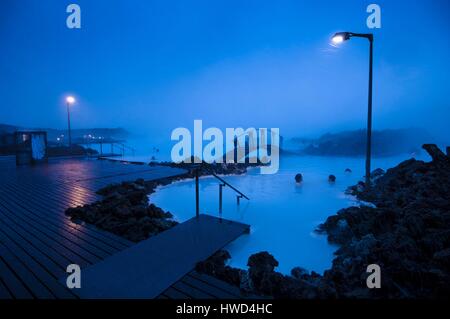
[156,160,259,178]
[291,267,309,279]
[433,248,450,268]
[318,206,396,245]
[248,251,279,273]
[246,252,283,296]
[245,252,336,298]
[370,168,385,182]
[345,168,352,173]
[423,143,448,163]
[66,178,178,242]
[318,144,450,298]
[195,250,244,287]
[196,250,339,299]
[295,173,303,183]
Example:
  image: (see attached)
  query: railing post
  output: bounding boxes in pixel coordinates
[195,169,199,219]
[219,184,225,222]
[237,195,241,205]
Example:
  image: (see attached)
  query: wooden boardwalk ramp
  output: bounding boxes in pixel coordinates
[74,214,249,299]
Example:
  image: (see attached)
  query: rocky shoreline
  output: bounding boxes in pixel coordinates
[65,161,257,242]
[195,144,450,299]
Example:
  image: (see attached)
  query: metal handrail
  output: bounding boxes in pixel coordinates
[111,142,136,157]
[211,173,249,200]
[118,143,136,153]
[79,140,137,159]
[87,141,135,157]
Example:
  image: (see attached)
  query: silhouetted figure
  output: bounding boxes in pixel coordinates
[328,175,336,183]
[295,173,303,183]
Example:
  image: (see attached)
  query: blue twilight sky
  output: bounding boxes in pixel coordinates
[0,0,449,140]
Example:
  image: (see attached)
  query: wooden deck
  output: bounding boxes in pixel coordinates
[0,156,186,299]
[159,271,254,299]
[0,156,252,299]
[74,214,249,298]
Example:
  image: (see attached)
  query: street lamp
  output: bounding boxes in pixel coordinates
[332,31,374,190]
[66,96,76,147]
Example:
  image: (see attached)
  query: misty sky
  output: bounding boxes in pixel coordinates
[0,0,449,140]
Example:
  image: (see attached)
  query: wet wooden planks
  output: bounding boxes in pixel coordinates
[75,214,250,299]
[0,156,187,299]
[159,271,249,299]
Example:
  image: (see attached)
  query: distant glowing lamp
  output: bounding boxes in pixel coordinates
[66,96,76,104]
[331,32,351,44]
[332,35,344,44]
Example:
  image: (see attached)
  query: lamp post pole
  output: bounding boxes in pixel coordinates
[65,96,75,147]
[67,101,72,147]
[332,32,374,190]
[365,35,373,189]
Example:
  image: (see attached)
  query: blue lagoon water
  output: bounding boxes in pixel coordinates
[150,154,427,274]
